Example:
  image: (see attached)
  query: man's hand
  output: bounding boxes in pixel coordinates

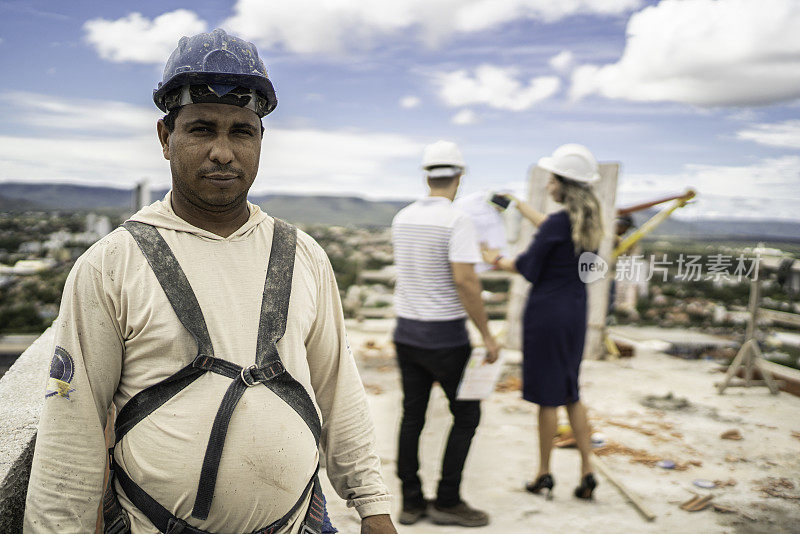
[361,514,397,533]
[483,334,501,364]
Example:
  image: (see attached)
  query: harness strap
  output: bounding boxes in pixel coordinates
[253,220,322,446]
[112,456,323,534]
[122,221,214,357]
[191,378,248,519]
[115,362,201,442]
[256,219,296,367]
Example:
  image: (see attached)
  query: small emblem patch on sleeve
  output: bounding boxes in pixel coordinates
[45,346,75,400]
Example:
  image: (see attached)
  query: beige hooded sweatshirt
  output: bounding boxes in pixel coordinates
[24,193,391,533]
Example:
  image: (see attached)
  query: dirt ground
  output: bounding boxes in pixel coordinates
[318,320,800,534]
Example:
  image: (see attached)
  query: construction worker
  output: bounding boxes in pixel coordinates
[391,141,500,528]
[24,29,396,534]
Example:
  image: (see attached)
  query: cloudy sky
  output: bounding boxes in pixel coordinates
[1,0,799,220]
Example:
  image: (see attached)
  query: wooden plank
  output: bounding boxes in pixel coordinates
[759,308,800,328]
[592,454,656,522]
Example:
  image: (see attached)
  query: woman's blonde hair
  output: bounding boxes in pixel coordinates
[556,175,604,254]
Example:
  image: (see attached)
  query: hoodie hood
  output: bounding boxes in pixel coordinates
[128,190,270,241]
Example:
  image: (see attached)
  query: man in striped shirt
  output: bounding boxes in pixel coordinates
[391,140,500,528]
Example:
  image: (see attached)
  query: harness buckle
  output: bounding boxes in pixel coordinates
[240,364,260,387]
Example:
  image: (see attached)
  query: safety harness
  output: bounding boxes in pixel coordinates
[103,219,325,534]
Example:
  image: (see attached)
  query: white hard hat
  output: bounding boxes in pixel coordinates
[421,140,466,177]
[537,143,600,183]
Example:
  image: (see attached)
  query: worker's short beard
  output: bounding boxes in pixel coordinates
[171,167,250,213]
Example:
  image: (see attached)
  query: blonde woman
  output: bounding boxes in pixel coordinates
[483,144,604,500]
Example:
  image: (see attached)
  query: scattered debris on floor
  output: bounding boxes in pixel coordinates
[680,494,713,512]
[754,477,800,500]
[553,425,575,448]
[720,428,743,440]
[593,441,701,470]
[495,375,522,392]
[791,430,800,441]
[604,419,658,436]
[711,503,737,514]
[357,340,394,360]
[614,340,635,358]
[640,392,693,411]
[713,478,738,487]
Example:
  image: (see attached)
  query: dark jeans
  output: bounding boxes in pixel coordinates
[395,342,480,508]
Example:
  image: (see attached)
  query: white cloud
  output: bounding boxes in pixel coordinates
[436,65,560,111]
[223,0,641,55]
[83,10,207,64]
[0,92,161,133]
[452,109,479,125]
[736,120,800,149]
[619,156,800,220]
[570,0,800,107]
[548,51,574,73]
[399,96,421,109]
[0,93,423,198]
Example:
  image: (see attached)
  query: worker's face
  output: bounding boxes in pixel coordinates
[547,174,565,203]
[157,103,262,210]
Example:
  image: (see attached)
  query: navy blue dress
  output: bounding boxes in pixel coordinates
[515,210,587,406]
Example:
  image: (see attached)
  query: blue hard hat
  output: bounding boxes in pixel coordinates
[154,28,277,117]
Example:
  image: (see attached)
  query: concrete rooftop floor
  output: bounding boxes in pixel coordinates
[319,320,800,534]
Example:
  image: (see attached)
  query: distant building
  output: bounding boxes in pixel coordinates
[85,213,112,238]
[18,242,42,255]
[133,179,151,211]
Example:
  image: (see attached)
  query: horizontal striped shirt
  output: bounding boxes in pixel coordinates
[392,196,480,323]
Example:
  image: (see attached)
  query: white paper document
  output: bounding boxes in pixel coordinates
[453,191,508,273]
[456,348,505,400]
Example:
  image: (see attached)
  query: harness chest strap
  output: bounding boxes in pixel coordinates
[103,219,324,534]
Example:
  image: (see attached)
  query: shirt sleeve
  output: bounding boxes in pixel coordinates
[24,253,123,533]
[515,212,568,284]
[449,213,481,264]
[304,246,392,518]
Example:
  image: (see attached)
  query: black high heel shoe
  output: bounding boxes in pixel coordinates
[574,473,597,500]
[525,474,554,500]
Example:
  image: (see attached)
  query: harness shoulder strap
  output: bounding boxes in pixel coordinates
[256,219,322,442]
[122,221,215,356]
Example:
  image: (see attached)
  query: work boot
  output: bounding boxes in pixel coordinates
[398,499,429,525]
[428,501,489,527]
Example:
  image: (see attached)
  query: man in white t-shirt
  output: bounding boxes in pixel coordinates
[391,141,500,528]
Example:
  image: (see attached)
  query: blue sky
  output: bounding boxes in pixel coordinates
[1,0,799,220]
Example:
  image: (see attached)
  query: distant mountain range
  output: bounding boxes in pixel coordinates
[0,182,410,226]
[1,182,798,240]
